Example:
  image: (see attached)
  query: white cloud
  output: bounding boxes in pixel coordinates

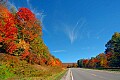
[52,50,66,53]
[65,18,86,44]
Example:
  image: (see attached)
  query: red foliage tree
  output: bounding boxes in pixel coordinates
[17,8,36,21]
[0,5,18,54]
[15,7,42,58]
[106,52,112,60]
[83,59,89,67]
[93,58,99,63]
[16,7,42,42]
[6,42,17,54]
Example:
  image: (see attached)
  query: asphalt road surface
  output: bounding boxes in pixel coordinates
[61,68,120,80]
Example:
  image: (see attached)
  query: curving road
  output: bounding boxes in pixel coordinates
[61,68,120,80]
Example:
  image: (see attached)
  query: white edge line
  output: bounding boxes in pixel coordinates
[70,71,74,80]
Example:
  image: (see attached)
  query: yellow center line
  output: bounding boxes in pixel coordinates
[91,73,107,80]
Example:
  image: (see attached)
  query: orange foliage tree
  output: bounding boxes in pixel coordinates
[97,53,108,68]
[16,8,42,41]
[0,5,17,54]
[15,7,42,58]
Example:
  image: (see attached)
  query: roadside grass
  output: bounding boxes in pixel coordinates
[47,68,67,80]
[0,54,66,80]
[0,64,15,80]
[13,67,67,80]
[95,68,120,72]
[82,68,120,72]
[0,61,66,80]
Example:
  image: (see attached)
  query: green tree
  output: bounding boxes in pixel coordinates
[105,32,120,67]
[77,59,83,67]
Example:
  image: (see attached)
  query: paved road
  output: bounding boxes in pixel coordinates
[61,68,120,80]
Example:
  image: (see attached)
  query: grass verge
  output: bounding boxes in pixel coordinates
[48,68,67,80]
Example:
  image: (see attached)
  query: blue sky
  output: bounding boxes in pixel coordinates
[9,0,120,63]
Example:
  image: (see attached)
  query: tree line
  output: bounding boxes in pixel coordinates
[77,32,120,68]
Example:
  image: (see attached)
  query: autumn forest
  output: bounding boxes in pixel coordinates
[77,32,120,68]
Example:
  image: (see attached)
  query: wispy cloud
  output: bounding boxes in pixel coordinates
[7,1,18,11]
[52,50,66,53]
[96,29,105,36]
[26,0,47,31]
[65,18,86,44]
[26,0,44,20]
[27,0,31,8]
[95,28,105,39]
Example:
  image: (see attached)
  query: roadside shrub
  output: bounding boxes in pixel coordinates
[0,64,15,79]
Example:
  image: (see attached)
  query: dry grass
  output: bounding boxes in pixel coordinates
[0,53,66,80]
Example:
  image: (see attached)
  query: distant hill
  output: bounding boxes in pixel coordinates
[62,63,77,68]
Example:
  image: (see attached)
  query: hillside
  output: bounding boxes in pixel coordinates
[0,3,64,79]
